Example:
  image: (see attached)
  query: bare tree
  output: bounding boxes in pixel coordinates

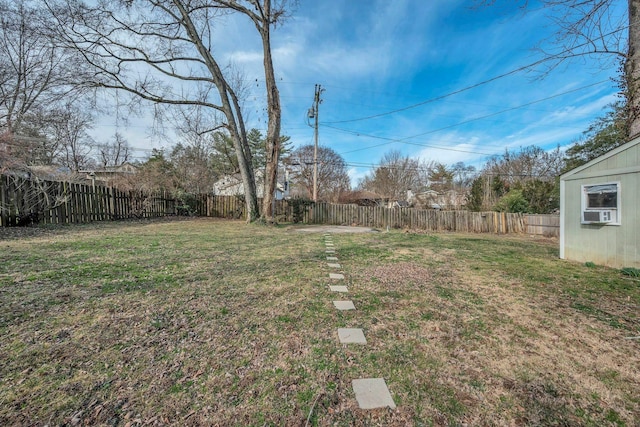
[626,0,640,137]
[451,161,477,190]
[0,132,22,173]
[2,124,58,168]
[98,133,130,168]
[49,102,95,171]
[0,0,87,135]
[482,145,564,185]
[47,0,262,221]
[479,0,636,137]
[358,150,431,201]
[287,145,350,202]
[469,145,564,211]
[213,0,292,223]
[170,142,218,194]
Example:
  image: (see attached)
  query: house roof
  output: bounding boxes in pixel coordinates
[79,162,138,175]
[346,190,383,200]
[560,136,640,180]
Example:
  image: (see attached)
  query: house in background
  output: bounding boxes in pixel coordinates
[338,191,384,207]
[212,169,289,200]
[80,162,138,185]
[560,137,639,268]
[407,189,467,210]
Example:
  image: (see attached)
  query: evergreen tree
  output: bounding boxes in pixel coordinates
[563,102,628,173]
[467,177,484,211]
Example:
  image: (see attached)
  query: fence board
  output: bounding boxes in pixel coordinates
[0,174,178,226]
[1,174,557,235]
[524,214,559,237]
[288,202,532,234]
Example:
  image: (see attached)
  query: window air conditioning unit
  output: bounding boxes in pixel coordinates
[582,210,613,224]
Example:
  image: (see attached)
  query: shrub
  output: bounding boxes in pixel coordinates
[494,190,530,213]
[288,198,314,223]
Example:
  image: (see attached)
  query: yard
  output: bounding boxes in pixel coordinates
[0,218,638,426]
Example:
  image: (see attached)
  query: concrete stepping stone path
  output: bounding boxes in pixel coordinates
[352,378,396,409]
[337,328,367,344]
[333,300,355,310]
[321,234,396,411]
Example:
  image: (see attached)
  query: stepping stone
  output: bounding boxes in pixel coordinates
[329,285,349,293]
[333,300,355,310]
[329,273,344,280]
[337,328,367,344]
[325,244,334,247]
[327,263,341,269]
[352,378,396,409]
[326,256,338,261]
[325,249,335,253]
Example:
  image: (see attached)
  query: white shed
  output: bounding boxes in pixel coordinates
[559,137,640,268]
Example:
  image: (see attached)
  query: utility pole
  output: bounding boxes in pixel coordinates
[308,84,323,202]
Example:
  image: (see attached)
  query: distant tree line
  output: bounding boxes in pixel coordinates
[354,101,627,214]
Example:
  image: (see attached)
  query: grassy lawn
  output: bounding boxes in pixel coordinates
[0,218,638,426]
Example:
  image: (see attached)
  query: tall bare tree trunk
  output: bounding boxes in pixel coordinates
[228,88,260,221]
[175,0,259,222]
[626,0,640,139]
[258,0,281,224]
[212,0,287,223]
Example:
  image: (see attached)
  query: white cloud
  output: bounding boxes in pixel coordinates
[228,50,263,64]
[347,166,368,188]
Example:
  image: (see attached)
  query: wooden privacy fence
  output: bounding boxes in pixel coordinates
[523,214,560,237]
[0,174,176,226]
[1,174,551,236]
[306,202,526,234]
[192,197,526,234]
[191,194,294,220]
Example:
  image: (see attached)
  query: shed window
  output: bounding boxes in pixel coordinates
[585,184,618,209]
[581,182,621,225]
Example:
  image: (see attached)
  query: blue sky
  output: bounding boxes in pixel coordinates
[93,0,627,186]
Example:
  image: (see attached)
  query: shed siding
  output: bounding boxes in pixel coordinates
[561,141,640,268]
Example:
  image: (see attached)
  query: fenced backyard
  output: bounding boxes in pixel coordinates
[0,219,637,425]
[0,174,559,236]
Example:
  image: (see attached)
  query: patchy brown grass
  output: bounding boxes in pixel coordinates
[0,220,638,426]
[341,231,639,426]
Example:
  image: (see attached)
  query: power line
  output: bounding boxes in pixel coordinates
[292,158,558,179]
[323,26,628,125]
[326,79,610,156]
[395,80,609,141]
